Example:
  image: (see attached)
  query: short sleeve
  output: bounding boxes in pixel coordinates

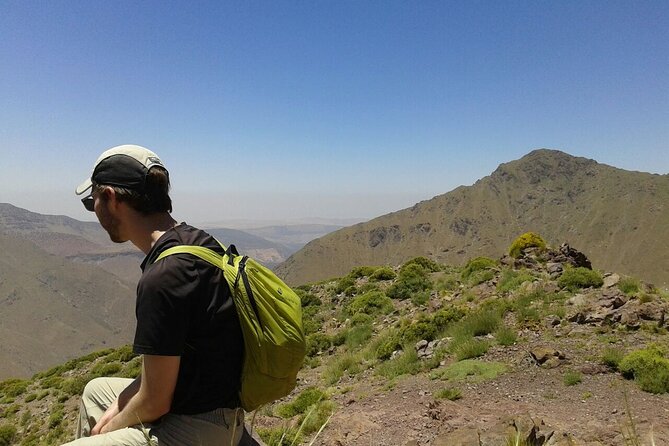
[133,254,199,355]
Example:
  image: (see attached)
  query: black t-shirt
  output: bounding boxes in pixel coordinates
[133,223,243,415]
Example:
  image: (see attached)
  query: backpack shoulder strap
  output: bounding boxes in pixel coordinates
[155,245,224,268]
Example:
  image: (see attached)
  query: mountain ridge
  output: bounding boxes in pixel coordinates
[276,149,669,286]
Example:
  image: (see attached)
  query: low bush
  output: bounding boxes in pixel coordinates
[296,289,322,307]
[497,269,535,293]
[334,276,355,294]
[508,232,547,258]
[434,387,462,401]
[306,333,333,356]
[276,387,327,418]
[323,352,362,385]
[558,267,603,291]
[495,326,517,346]
[0,424,17,446]
[376,349,422,379]
[411,290,430,306]
[618,277,641,296]
[432,307,467,331]
[345,291,394,316]
[563,370,582,386]
[348,266,377,279]
[370,267,396,281]
[399,316,439,343]
[345,324,373,350]
[374,330,403,360]
[0,379,29,398]
[601,347,625,370]
[461,257,497,281]
[350,312,373,326]
[450,309,502,338]
[435,359,507,382]
[452,339,489,360]
[619,345,669,394]
[401,256,442,273]
[387,264,432,300]
[435,274,459,293]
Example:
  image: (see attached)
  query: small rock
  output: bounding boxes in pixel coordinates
[603,273,620,288]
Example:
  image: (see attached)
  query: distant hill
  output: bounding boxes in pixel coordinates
[0,204,336,378]
[0,233,135,379]
[276,149,669,287]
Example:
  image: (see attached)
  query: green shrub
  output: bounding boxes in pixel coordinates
[91,362,123,378]
[387,264,432,300]
[298,400,335,437]
[411,290,430,306]
[23,393,37,403]
[453,339,489,360]
[302,305,322,335]
[497,269,535,293]
[558,267,603,291]
[466,269,495,286]
[306,333,332,356]
[323,352,362,385]
[451,309,502,338]
[62,376,88,397]
[346,291,394,316]
[105,345,137,363]
[345,324,373,350]
[434,387,462,401]
[601,347,625,370]
[375,331,403,360]
[461,257,498,280]
[0,424,17,446]
[618,277,641,296]
[348,266,377,278]
[350,312,373,326]
[495,326,517,346]
[376,349,422,379]
[401,256,442,273]
[343,285,357,296]
[0,379,29,397]
[399,317,438,343]
[435,274,459,293]
[296,289,322,307]
[275,387,327,418]
[563,370,582,386]
[619,345,669,394]
[435,359,507,382]
[432,307,467,331]
[48,403,64,429]
[334,276,355,294]
[509,232,547,258]
[370,267,396,281]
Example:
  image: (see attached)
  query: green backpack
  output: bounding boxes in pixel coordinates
[154,242,306,411]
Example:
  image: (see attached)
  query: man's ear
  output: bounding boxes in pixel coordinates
[99,186,117,206]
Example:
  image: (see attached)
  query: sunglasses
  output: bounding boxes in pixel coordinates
[81,194,95,212]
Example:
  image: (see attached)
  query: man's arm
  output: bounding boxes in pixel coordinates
[91,376,141,435]
[98,355,180,434]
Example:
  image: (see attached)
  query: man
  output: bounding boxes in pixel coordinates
[65,145,246,445]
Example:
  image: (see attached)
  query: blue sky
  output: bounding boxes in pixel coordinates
[1,1,667,224]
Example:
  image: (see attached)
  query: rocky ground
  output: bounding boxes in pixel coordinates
[2,242,668,446]
[251,244,669,446]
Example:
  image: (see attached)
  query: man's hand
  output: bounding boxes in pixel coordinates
[99,355,180,433]
[91,400,120,435]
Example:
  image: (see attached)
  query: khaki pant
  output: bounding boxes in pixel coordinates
[61,377,244,446]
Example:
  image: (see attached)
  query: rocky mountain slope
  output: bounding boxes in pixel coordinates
[2,237,667,445]
[276,150,669,287]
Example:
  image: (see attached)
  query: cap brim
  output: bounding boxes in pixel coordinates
[75,178,92,195]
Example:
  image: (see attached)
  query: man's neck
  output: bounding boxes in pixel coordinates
[127,212,179,254]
